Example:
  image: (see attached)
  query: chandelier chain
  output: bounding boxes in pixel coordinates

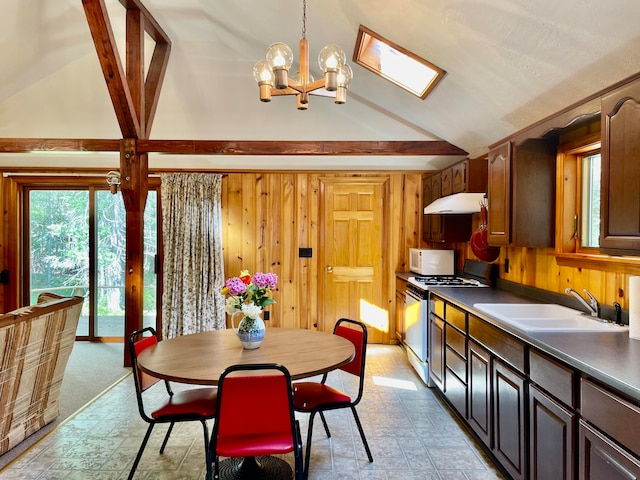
[302,0,307,40]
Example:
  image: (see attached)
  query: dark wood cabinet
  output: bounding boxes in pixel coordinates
[468,339,492,446]
[394,277,407,344]
[441,167,453,196]
[493,359,527,480]
[422,175,433,242]
[429,314,445,391]
[487,138,557,247]
[579,421,640,480]
[430,174,443,241]
[529,384,575,480]
[452,161,467,193]
[600,79,640,255]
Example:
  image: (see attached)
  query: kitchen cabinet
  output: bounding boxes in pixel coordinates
[430,297,468,417]
[395,277,407,344]
[529,385,575,480]
[487,138,557,247]
[600,79,640,255]
[430,292,640,480]
[579,421,640,480]
[422,158,488,244]
[468,339,492,446]
[529,349,577,480]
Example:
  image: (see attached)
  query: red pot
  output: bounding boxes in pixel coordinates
[470,204,500,262]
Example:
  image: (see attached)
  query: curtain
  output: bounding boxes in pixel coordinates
[160,173,226,338]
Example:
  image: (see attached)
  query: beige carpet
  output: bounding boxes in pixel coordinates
[0,341,130,469]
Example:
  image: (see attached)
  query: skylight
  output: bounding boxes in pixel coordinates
[353,25,445,100]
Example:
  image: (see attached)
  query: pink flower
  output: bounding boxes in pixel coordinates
[252,272,278,289]
[225,277,247,296]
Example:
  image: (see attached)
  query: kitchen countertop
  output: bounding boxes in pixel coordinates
[429,286,640,402]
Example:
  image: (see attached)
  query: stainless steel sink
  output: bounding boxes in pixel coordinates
[472,303,629,333]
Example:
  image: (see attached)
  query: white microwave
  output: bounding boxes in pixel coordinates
[409,248,455,276]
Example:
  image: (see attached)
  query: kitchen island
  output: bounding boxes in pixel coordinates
[428,286,640,480]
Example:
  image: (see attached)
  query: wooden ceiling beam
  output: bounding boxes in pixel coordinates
[0,139,467,156]
[82,0,141,138]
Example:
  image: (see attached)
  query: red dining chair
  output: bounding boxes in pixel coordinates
[208,363,303,480]
[129,327,217,480]
[292,318,373,479]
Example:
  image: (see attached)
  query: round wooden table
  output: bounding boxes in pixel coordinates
[137,328,355,385]
[137,328,356,480]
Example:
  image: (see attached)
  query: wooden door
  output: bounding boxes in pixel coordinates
[320,178,387,343]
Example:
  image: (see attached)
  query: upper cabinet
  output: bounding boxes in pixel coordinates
[422,158,488,244]
[487,138,557,247]
[600,79,640,255]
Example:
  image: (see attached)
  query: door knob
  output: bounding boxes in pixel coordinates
[327,266,333,273]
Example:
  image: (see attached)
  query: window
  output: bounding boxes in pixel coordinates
[579,152,601,248]
[25,184,158,340]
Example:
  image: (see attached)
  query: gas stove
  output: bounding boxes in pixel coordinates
[406,259,496,299]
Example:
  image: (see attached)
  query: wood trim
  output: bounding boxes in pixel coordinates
[554,253,640,275]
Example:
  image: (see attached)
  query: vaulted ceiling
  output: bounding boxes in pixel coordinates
[1,0,640,171]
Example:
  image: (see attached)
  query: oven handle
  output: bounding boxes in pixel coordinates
[405,289,423,302]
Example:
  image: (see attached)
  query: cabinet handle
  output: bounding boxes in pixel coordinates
[573,214,579,239]
[327,266,333,273]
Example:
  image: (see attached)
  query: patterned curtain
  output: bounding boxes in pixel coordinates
[160,173,226,338]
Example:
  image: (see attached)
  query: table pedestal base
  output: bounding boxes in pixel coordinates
[218,456,292,479]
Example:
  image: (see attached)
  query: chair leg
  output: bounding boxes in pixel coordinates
[159,422,175,454]
[294,420,304,480]
[350,406,373,462]
[201,420,212,480]
[303,412,317,480]
[319,411,331,438]
[128,423,155,480]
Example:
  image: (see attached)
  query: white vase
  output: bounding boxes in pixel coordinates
[231,312,266,349]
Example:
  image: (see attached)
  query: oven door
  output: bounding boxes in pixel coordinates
[405,289,427,362]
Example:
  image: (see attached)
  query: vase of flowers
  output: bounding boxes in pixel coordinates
[222,270,278,349]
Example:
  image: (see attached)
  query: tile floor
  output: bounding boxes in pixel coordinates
[0,345,506,480]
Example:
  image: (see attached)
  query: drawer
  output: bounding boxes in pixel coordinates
[446,346,466,381]
[530,349,576,408]
[445,325,466,358]
[446,304,467,331]
[581,378,640,458]
[445,367,467,418]
[432,296,445,318]
[469,314,525,373]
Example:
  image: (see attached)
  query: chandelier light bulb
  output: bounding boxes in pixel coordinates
[266,42,294,88]
[253,60,275,102]
[336,64,353,88]
[319,45,346,91]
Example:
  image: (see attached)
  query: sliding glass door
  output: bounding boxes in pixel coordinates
[26,187,158,340]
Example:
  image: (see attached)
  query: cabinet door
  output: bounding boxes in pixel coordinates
[468,340,492,446]
[493,359,526,480]
[579,420,640,480]
[487,142,511,245]
[600,80,640,255]
[429,315,445,390]
[452,161,468,193]
[441,167,453,196]
[394,288,405,344]
[529,385,575,480]
[430,174,443,242]
[422,176,433,242]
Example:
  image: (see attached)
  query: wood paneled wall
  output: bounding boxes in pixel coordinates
[450,220,635,312]
[221,172,423,340]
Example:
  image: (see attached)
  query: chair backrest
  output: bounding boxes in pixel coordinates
[334,318,368,404]
[129,327,162,399]
[334,318,368,378]
[213,363,296,454]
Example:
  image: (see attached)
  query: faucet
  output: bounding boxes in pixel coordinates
[565,288,599,317]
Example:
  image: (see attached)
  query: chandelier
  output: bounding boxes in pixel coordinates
[252,0,353,109]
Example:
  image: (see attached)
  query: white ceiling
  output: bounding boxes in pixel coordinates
[1,0,640,171]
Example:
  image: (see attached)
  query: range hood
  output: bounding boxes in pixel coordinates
[423,192,486,214]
